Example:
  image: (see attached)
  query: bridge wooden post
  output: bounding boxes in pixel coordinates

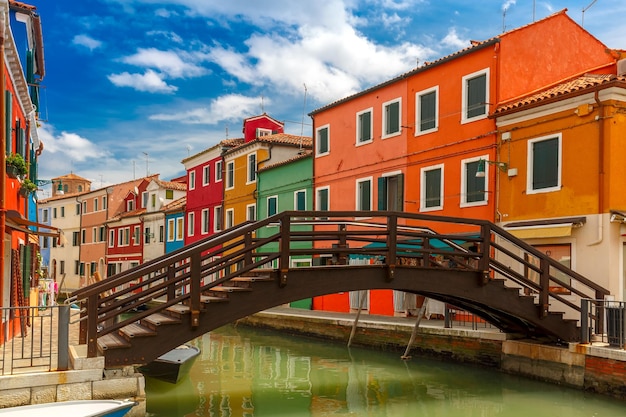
[338,223,348,265]
[190,253,201,327]
[244,231,253,267]
[86,294,99,358]
[166,265,176,302]
[479,224,491,285]
[539,258,550,317]
[386,214,397,282]
[279,215,290,287]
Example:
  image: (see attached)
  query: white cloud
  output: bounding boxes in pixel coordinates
[441,28,469,50]
[146,30,184,44]
[72,34,103,51]
[502,0,516,12]
[108,70,178,93]
[149,94,265,124]
[121,48,207,78]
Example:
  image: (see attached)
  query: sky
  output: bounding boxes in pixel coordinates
[26,0,624,197]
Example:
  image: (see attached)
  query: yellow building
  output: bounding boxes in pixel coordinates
[494,73,626,299]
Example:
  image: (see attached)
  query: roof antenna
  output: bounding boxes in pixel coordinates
[299,83,308,151]
[502,0,515,32]
[582,0,597,27]
[225,124,229,139]
[260,95,265,114]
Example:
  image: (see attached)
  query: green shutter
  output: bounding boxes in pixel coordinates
[425,169,441,208]
[466,161,485,202]
[533,138,559,189]
[5,90,12,154]
[420,92,436,131]
[377,177,387,210]
[395,173,404,211]
[467,74,486,118]
[386,102,400,134]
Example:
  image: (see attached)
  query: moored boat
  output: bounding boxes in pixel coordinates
[0,399,137,417]
[137,344,200,384]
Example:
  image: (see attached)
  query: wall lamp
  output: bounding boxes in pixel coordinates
[475,159,508,178]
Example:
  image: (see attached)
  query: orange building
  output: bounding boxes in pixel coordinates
[494,73,626,300]
[307,10,619,316]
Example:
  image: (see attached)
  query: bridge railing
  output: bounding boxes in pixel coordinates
[68,211,610,357]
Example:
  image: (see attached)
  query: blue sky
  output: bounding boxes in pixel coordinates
[29,0,623,195]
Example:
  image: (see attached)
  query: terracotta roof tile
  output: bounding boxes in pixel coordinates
[494,74,626,115]
[259,150,312,172]
[223,133,311,156]
[152,178,187,191]
[163,196,186,212]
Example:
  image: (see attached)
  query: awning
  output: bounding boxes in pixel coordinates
[504,216,585,239]
[5,210,60,238]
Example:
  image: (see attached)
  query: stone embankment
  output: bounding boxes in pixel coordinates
[240,307,626,400]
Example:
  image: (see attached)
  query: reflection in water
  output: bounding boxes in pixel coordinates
[145,325,624,417]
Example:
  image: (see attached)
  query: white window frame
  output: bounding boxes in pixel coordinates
[294,189,307,211]
[267,195,278,217]
[355,176,373,211]
[247,152,257,184]
[226,208,234,229]
[246,203,256,221]
[167,218,175,242]
[189,170,196,191]
[215,161,223,182]
[415,86,438,136]
[356,108,373,146]
[527,133,562,195]
[187,212,195,237]
[214,206,223,232]
[420,163,444,212]
[382,97,402,139]
[226,161,235,190]
[316,186,330,211]
[315,124,330,157]
[109,229,115,247]
[203,165,210,186]
[201,208,210,234]
[461,68,490,124]
[460,155,488,207]
[176,217,184,241]
[256,128,272,137]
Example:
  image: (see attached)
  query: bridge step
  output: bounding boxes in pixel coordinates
[120,323,157,340]
[201,295,230,303]
[166,304,190,317]
[230,275,273,283]
[209,286,253,293]
[143,312,181,327]
[97,333,131,351]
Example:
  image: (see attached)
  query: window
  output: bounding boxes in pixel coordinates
[159,225,164,242]
[246,204,256,221]
[215,161,223,182]
[415,86,438,135]
[356,177,372,211]
[256,128,272,137]
[42,209,48,222]
[316,186,329,211]
[421,164,444,211]
[356,108,373,145]
[144,227,151,244]
[294,190,306,211]
[267,196,278,216]
[59,261,65,275]
[61,206,65,218]
[214,206,223,232]
[247,153,257,183]
[167,219,175,242]
[226,208,234,229]
[92,227,97,243]
[316,125,329,156]
[109,230,115,247]
[140,192,147,208]
[529,244,571,294]
[382,98,401,138]
[203,165,210,186]
[103,196,107,210]
[133,226,140,245]
[124,228,130,246]
[151,193,156,208]
[528,134,561,194]
[94,198,99,212]
[82,201,86,214]
[165,189,173,199]
[42,237,49,249]
[53,207,57,219]
[81,230,86,244]
[99,226,106,242]
[127,200,134,211]
[226,161,235,189]
[378,173,404,211]
[201,209,210,234]
[189,171,196,190]
[462,68,489,123]
[176,217,184,241]
[76,203,81,215]
[188,212,195,237]
[461,157,487,207]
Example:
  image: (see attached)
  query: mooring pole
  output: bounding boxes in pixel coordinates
[347,290,367,347]
[401,298,429,360]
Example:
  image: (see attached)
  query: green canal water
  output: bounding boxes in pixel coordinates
[144,325,625,417]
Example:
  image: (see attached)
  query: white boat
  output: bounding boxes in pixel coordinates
[0,399,137,417]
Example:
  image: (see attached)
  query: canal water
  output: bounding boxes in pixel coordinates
[144,325,625,417]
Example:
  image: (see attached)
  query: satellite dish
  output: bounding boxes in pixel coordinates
[134,186,139,195]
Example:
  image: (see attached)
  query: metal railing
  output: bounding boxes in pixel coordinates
[1,305,70,375]
[581,299,626,349]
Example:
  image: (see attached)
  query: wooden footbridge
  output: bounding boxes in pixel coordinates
[68,211,610,367]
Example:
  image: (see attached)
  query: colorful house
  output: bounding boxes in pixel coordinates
[494,72,626,301]
[307,9,619,316]
[257,151,313,309]
[164,197,186,254]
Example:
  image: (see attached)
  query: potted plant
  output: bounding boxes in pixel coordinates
[6,153,28,179]
[19,178,38,197]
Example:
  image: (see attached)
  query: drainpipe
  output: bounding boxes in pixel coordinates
[0,11,6,301]
[589,89,605,246]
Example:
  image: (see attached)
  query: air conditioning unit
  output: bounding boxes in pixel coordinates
[618,59,626,76]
